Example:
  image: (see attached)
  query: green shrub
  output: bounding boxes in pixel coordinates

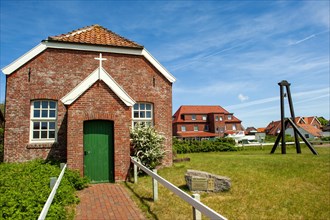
[130,124,166,169]
[65,169,89,190]
[173,138,237,154]
[0,144,3,163]
[321,136,330,141]
[0,159,88,219]
[0,127,3,163]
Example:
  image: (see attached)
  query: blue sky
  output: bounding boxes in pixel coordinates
[1,0,329,128]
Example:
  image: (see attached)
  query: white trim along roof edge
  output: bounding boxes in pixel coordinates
[61,67,136,106]
[1,41,176,83]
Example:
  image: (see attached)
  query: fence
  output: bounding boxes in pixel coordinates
[38,163,67,220]
[130,157,227,220]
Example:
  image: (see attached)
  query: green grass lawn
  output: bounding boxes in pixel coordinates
[125,146,330,220]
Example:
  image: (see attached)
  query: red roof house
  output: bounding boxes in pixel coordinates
[265,116,323,138]
[172,105,243,139]
[2,25,175,182]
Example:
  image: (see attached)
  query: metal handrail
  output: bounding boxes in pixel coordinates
[38,164,67,220]
[130,157,227,220]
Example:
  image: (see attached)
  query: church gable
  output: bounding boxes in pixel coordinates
[61,54,135,106]
[2,25,174,181]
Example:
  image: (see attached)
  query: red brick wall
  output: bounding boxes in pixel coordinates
[4,48,173,181]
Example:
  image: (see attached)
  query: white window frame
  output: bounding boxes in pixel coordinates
[30,100,57,143]
[194,125,199,131]
[220,116,223,121]
[132,102,153,127]
[181,125,186,132]
[215,116,219,121]
[233,124,237,130]
[228,115,232,120]
[202,115,207,120]
[192,114,196,121]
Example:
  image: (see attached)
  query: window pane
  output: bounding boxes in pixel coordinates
[146,111,151,118]
[34,101,40,108]
[49,101,56,109]
[49,131,55,138]
[33,122,40,130]
[146,104,151,110]
[49,110,56,118]
[133,104,139,110]
[42,101,48,108]
[140,111,145,118]
[42,110,48,118]
[134,111,139,118]
[140,103,145,110]
[41,131,47,138]
[49,122,55,129]
[33,131,39,139]
[41,122,47,129]
[34,110,40,118]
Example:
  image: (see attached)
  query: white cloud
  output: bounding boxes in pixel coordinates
[289,34,316,46]
[238,93,249,102]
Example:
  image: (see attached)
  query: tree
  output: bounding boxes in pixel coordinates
[318,117,329,127]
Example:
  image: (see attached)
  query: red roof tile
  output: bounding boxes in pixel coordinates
[174,105,229,114]
[173,105,241,123]
[257,128,266,133]
[47,24,143,48]
[265,120,281,135]
[298,124,322,137]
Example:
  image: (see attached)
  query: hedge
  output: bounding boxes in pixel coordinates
[173,138,237,154]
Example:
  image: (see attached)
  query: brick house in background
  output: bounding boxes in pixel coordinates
[2,25,176,182]
[265,116,322,138]
[172,105,243,140]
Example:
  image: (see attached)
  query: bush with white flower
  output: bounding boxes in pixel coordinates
[130,124,166,170]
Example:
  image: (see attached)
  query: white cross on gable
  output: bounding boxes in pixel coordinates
[94,53,107,68]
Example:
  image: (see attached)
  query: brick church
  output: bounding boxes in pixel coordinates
[2,25,176,182]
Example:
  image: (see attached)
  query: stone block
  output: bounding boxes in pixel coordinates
[185,169,231,192]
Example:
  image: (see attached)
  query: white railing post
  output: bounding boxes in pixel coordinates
[192,194,201,220]
[50,177,57,189]
[134,163,138,184]
[153,169,158,201]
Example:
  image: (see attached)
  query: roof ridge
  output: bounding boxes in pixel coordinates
[51,25,96,39]
[47,24,143,48]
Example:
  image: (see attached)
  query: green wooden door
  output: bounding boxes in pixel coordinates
[83,120,114,183]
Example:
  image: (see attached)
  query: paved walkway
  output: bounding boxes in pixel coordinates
[75,183,145,220]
